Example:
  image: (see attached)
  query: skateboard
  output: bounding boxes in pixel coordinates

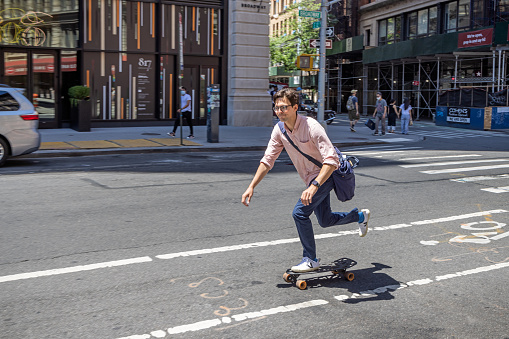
[283,258,357,290]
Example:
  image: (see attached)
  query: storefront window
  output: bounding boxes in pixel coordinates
[378,16,400,45]
[445,0,470,33]
[408,12,417,39]
[498,0,509,22]
[0,2,79,48]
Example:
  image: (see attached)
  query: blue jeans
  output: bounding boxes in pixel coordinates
[401,115,410,134]
[292,176,359,260]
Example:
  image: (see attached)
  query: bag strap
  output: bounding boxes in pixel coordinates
[277,122,322,168]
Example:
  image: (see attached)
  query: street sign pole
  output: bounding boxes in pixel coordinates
[317,0,327,129]
[317,0,341,131]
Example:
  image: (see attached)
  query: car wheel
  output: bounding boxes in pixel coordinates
[0,138,9,167]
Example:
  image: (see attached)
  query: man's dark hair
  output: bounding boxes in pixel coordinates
[181,86,187,91]
[273,88,299,107]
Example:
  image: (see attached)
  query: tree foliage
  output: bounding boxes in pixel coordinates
[269,0,321,71]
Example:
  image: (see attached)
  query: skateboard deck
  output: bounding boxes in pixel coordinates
[283,258,357,290]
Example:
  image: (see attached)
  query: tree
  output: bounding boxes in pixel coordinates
[269,0,321,71]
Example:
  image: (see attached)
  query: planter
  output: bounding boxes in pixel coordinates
[70,99,91,132]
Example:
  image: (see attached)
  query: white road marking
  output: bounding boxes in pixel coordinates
[349,147,423,156]
[343,145,406,152]
[421,164,509,174]
[451,174,509,182]
[401,158,509,168]
[0,257,153,283]
[400,154,482,161]
[334,261,509,302]
[375,138,414,142]
[117,300,329,338]
[1,210,506,284]
[118,261,509,338]
[481,186,509,193]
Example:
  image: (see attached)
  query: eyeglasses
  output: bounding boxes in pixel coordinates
[273,105,290,112]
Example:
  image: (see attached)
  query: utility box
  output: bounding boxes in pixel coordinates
[207,84,220,143]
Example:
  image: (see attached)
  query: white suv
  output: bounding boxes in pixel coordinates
[0,85,41,167]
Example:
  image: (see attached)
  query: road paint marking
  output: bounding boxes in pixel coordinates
[334,261,509,303]
[0,257,153,283]
[2,210,506,284]
[118,261,509,338]
[401,158,509,168]
[401,154,482,161]
[343,145,407,152]
[117,300,328,338]
[451,174,509,182]
[481,186,509,193]
[375,138,414,143]
[157,210,506,259]
[349,147,423,156]
[421,164,509,174]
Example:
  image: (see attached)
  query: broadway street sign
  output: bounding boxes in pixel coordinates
[299,10,321,19]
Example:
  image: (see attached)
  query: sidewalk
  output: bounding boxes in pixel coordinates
[29,115,424,158]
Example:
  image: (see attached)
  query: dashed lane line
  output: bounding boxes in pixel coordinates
[116,261,509,339]
[0,210,506,284]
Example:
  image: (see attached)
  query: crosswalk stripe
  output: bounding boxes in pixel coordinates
[348,147,423,156]
[451,174,509,182]
[401,158,509,168]
[401,154,482,161]
[421,164,509,174]
[481,186,509,193]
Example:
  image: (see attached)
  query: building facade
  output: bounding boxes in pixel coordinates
[327,0,509,119]
[0,0,272,129]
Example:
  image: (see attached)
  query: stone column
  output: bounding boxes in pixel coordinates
[228,0,272,127]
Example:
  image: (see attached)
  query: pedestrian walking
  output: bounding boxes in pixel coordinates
[347,89,360,132]
[241,88,370,273]
[168,86,194,139]
[372,92,387,136]
[387,99,399,133]
[399,98,413,135]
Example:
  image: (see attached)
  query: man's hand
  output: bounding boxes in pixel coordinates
[300,185,318,206]
[241,187,254,206]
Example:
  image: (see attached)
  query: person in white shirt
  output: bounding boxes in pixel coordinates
[398,98,413,135]
[168,86,194,139]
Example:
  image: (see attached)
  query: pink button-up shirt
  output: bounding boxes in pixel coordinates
[261,115,339,185]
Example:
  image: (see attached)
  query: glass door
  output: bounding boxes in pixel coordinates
[1,49,58,128]
[3,51,29,96]
[32,52,57,127]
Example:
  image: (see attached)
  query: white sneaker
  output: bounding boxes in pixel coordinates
[291,257,320,273]
[359,209,370,237]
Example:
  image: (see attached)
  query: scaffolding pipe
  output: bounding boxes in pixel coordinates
[402,61,405,100]
[436,57,440,109]
[498,49,502,91]
[454,54,458,89]
[492,50,496,93]
[391,62,394,99]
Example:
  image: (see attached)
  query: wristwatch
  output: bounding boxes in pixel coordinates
[311,180,321,188]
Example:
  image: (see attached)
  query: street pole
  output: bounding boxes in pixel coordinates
[317,0,341,130]
[317,0,327,129]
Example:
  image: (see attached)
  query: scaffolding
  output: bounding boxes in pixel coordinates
[327,48,509,119]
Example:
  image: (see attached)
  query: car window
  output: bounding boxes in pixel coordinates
[0,91,20,111]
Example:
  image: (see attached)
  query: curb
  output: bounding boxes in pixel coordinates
[21,141,390,159]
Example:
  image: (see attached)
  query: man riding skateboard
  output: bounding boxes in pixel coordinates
[241,88,370,273]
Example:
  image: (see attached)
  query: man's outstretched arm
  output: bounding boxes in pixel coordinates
[241,162,271,206]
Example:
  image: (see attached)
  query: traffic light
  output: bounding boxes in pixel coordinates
[296,54,319,71]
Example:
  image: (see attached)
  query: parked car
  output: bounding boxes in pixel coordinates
[0,85,41,167]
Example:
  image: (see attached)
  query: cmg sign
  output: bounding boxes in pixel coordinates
[447,107,471,123]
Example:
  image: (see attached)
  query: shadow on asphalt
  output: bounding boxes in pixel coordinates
[276,262,401,302]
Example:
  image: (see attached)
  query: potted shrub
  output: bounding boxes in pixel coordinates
[69,85,91,132]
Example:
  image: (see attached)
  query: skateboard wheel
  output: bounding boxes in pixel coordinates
[296,280,307,290]
[332,270,340,275]
[344,272,355,281]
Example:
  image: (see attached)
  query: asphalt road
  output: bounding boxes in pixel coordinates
[1,127,509,339]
